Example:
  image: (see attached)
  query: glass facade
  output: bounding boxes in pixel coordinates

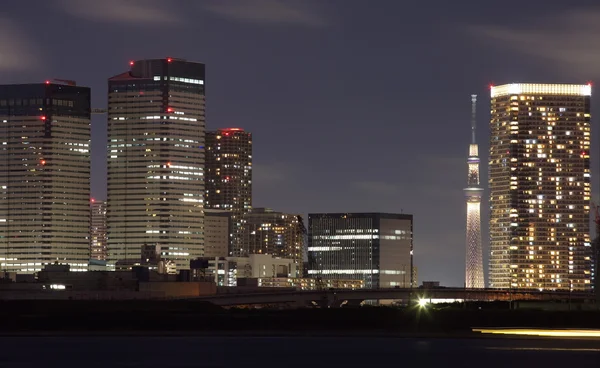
[107,58,206,270]
[307,213,413,289]
[0,83,91,273]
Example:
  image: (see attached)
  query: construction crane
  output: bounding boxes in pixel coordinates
[590,202,600,305]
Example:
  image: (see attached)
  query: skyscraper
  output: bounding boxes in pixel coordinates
[0,82,91,273]
[107,58,206,270]
[90,199,107,261]
[465,95,485,288]
[240,208,303,272]
[489,83,592,291]
[205,128,252,256]
[308,213,413,289]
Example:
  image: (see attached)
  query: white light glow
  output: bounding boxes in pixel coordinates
[491,83,591,98]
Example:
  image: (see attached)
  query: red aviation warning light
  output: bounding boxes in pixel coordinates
[40,116,46,120]
[167,58,173,63]
[40,159,46,165]
[167,107,174,113]
[129,61,134,66]
[91,198,96,203]
[45,80,50,85]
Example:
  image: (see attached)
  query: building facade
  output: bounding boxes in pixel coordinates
[204,209,231,258]
[107,58,206,270]
[90,199,107,261]
[240,208,303,273]
[465,94,485,288]
[205,128,252,255]
[191,254,298,286]
[307,213,413,289]
[489,83,592,291]
[0,82,91,273]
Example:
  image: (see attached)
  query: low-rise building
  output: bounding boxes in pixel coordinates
[191,254,298,286]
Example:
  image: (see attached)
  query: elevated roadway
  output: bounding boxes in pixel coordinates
[195,287,594,308]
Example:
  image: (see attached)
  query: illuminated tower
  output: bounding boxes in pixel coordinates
[0,82,91,273]
[489,83,592,291]
[205,128,252,256]
[465,95,485,288]
[107,58,205,270]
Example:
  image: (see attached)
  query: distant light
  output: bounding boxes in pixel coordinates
[418,299,428,308]
[40,116,46,120]
[223,128,243,132]
[225,176,230,180]
[167,162,172,167]
[40,159,46,165]
[167,107,173,113]
[167,58,173,63]
[129,61,134,66]
[474,328,600,338]
[91,198,95,203]
[45,80,50,85]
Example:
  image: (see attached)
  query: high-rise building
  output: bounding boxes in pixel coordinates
[465,95,485,288]
[489,83,592,291]
[90,199,107,261]
[205,128,252,256]
[307,213,413,289]
[204,209,231,258]
[107,58,206,270]
[239,208,303,272]
[0,82,91,273]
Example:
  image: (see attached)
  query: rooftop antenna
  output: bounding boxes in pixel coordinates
[471,94,477,144]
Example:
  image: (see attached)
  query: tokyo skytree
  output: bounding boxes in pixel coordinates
[464,94,485,288]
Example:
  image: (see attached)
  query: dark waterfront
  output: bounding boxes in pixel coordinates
[0,336,598,367]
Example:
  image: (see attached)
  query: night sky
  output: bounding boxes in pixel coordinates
[1,0,599,286]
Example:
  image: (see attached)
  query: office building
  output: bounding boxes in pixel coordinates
[464,95,485,288]
[240,208,303,273]
[489,83,592,290]
[307,213,413,289]
[0,82,91,273]
[205,128,252,255]
[90,199,107,261]
[107,58,206,270]
[204,209,231,258]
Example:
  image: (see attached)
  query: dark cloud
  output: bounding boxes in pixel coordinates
[57,0,181,25]
[472,8,600,79]
[0,18,39,71]
[201,0,328,27]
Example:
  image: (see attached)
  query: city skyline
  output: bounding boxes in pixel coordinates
[1,0,599,285]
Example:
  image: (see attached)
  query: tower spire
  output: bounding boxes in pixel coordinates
[464,94,485,289]
[471,94,477,144]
